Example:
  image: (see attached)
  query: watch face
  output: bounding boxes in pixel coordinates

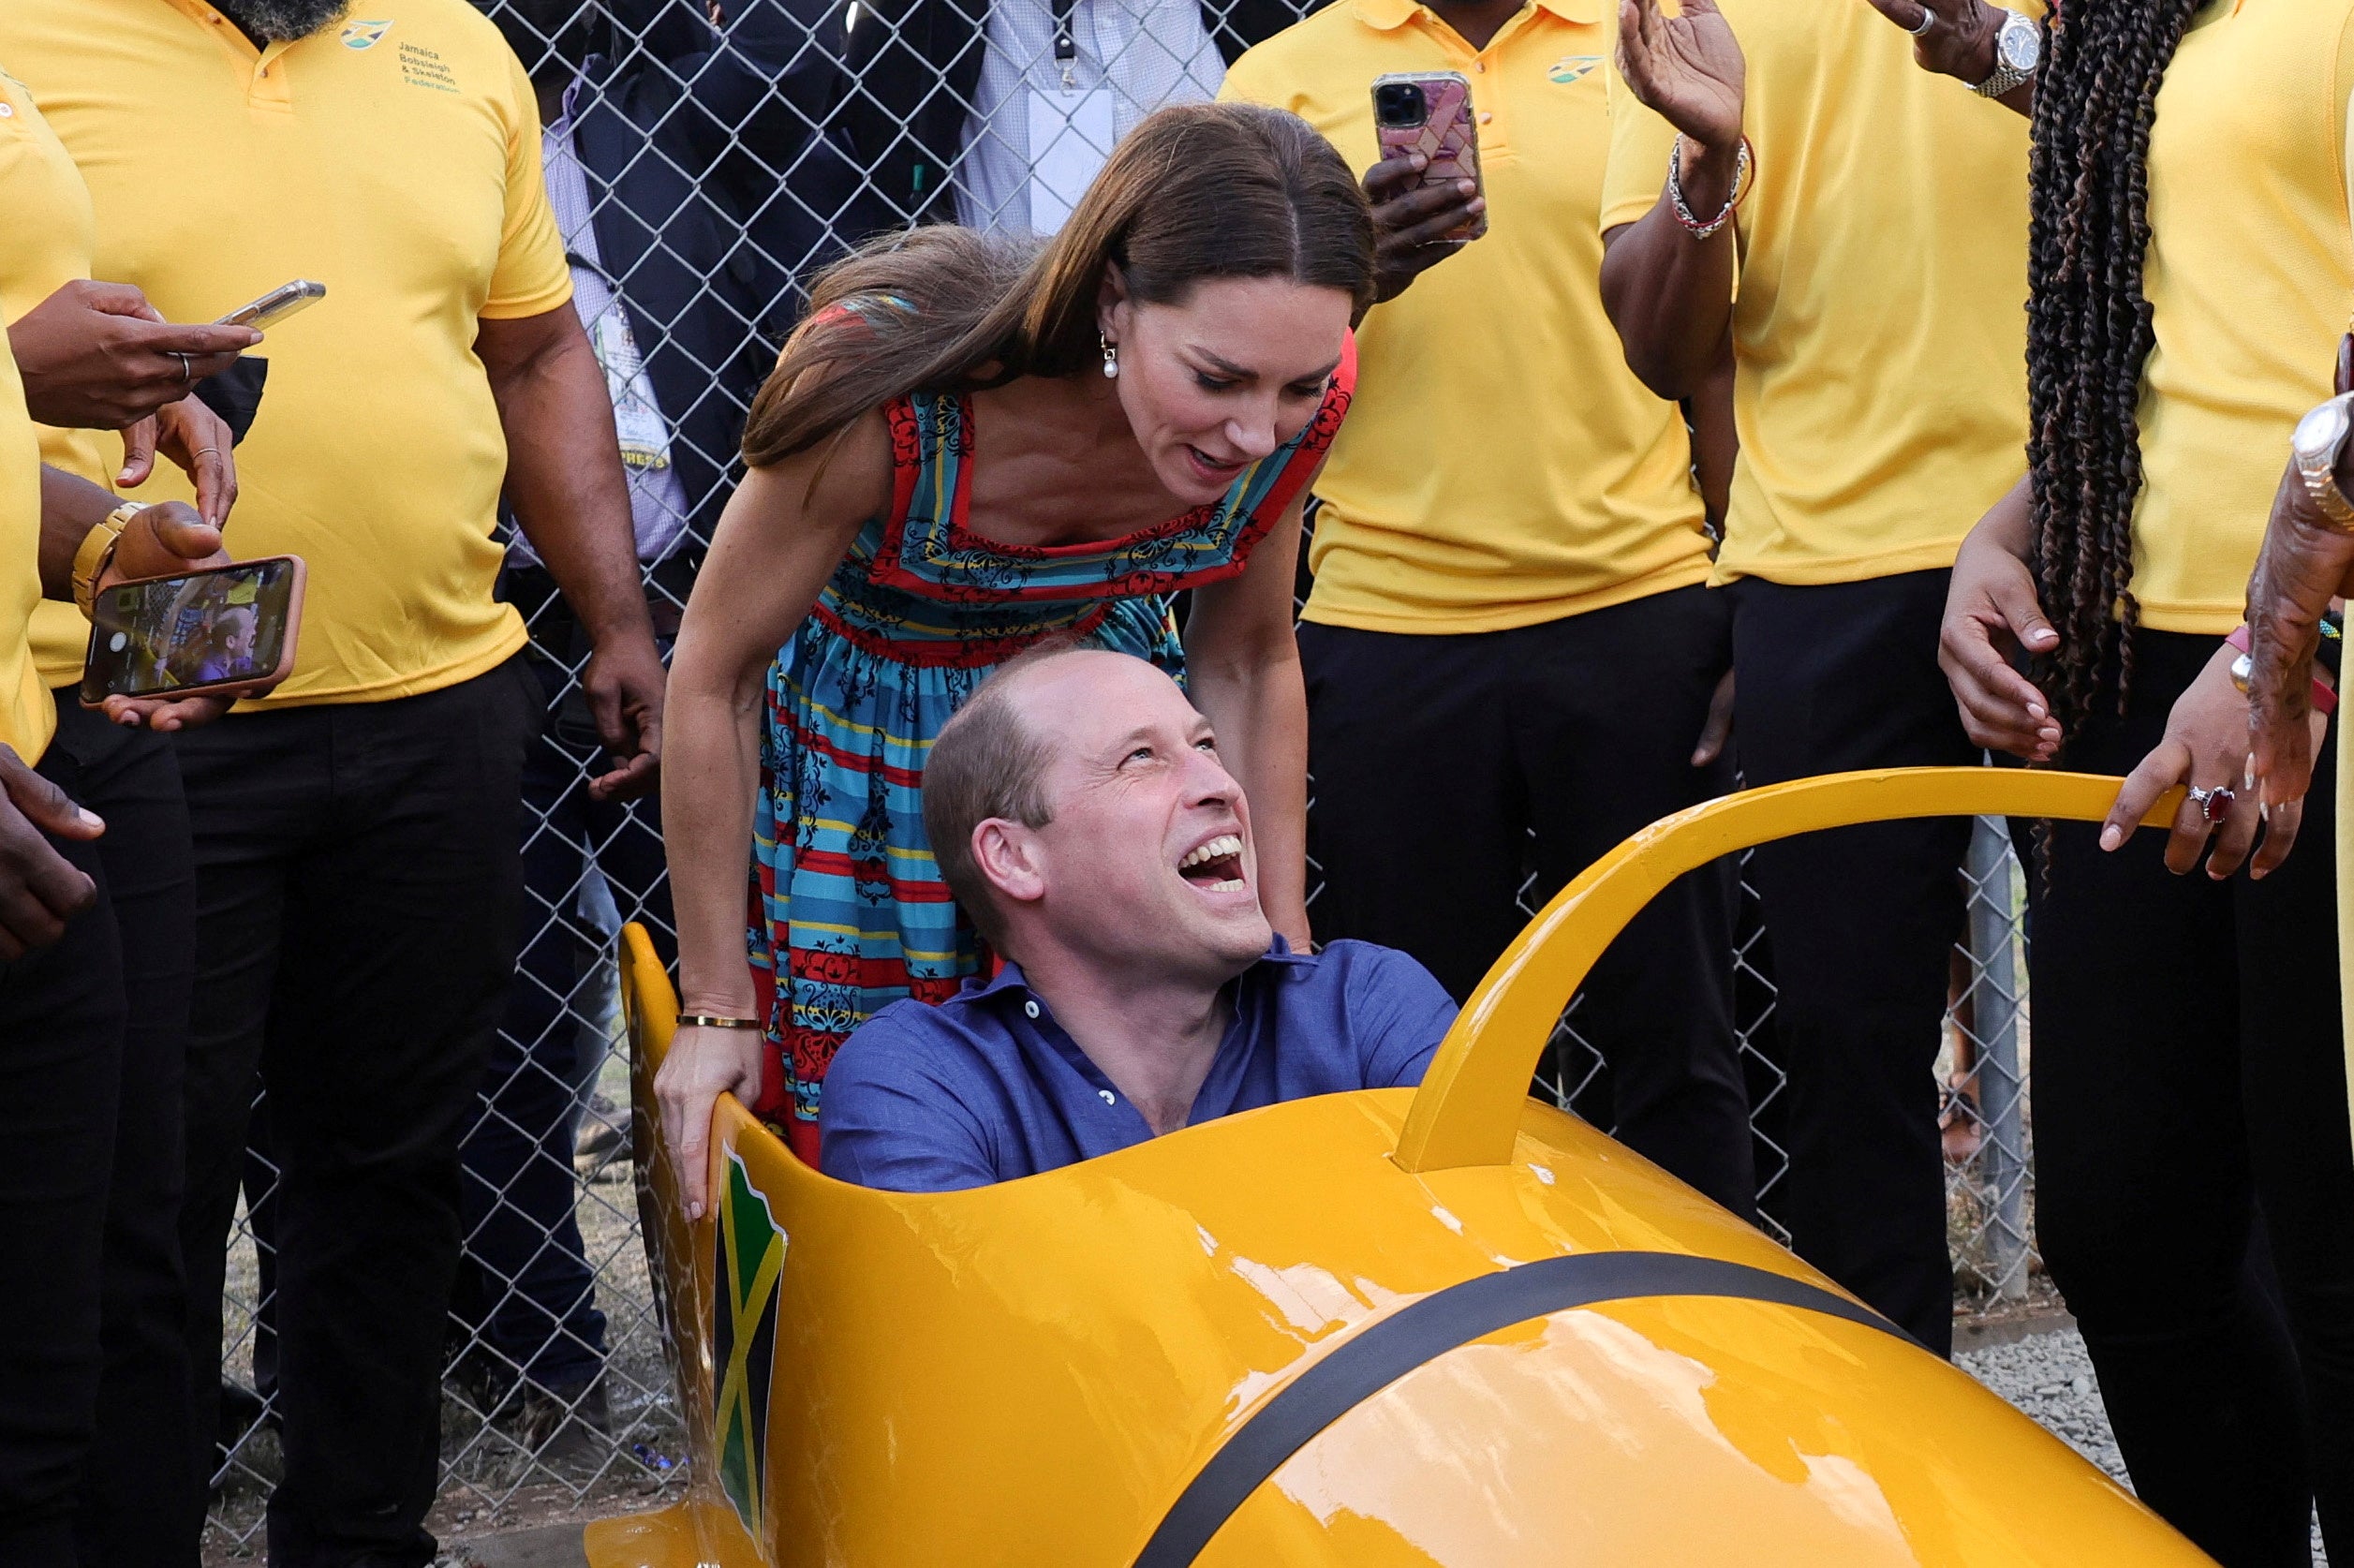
[2296,398,2353,465]
[1998,14,2042,71]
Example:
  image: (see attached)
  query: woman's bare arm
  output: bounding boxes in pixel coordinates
[1184,496,1312,949]
[658,412,890,1216]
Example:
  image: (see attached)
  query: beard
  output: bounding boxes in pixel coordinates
[213,0,351,40]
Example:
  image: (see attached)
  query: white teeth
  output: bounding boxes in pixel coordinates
[1204,879,1247,893]
[1177,835,1244,870]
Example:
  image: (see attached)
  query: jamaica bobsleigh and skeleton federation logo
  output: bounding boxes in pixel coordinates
[714,1149,787,1540]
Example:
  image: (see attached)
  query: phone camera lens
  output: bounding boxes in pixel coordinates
[1375,82,1427,127]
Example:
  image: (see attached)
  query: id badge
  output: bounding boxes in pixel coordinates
[1026,86,1116,235]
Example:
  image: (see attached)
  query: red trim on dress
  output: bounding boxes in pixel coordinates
[865,338,1357,606]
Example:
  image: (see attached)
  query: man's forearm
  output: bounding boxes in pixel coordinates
[1188,651,1310,942]
[37,465,123,600]
[482,314,653,644]
[1599,141,1741,400]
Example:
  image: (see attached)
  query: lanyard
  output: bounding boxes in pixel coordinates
[1052,0,1078,87]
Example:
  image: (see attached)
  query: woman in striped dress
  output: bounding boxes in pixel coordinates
[656,104,1374,1194]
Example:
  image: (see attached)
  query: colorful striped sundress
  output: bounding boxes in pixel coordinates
[749,357,1355,1156]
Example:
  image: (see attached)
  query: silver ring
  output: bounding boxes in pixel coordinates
[2187,784,2236,825]
[1907,2,1936,35]
[172,350,192,385]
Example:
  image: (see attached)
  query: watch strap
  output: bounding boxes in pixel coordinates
[1972,9,2037,97]
[71,503,142,620]
[2300,450,2354,531]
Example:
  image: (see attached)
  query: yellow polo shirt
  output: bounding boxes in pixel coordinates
[1223,0,1710,631]
[2133,0,2354,634]
[0,0,572,706]
[0,336,50,762]
[0,65,123,688]
[1600,1,2033,587]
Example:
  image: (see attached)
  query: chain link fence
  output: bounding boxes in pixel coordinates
[198,0,2044,1550]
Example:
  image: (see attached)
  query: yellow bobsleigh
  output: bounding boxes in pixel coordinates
[587,768,2214,1568]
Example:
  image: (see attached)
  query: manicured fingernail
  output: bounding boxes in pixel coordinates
[2026,703,2045,718]
[77,808,103,829]
[2099,825,2122,851]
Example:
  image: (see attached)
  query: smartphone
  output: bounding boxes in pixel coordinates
[1372,71,1488,243]
[215,279,325,331]
[80,556,306,706]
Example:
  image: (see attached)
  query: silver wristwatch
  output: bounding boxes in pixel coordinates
[1973,7,2042,98]
[2292,392,2354,532]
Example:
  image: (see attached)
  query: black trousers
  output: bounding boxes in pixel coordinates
[2027,629,2354,1568]
[0,739,124,1568]
[1728,570,1977,1354]
[175,658,536,1568]
[453,592,672,1399]
[1298,585,1755,1216]
[51,701,201,1568]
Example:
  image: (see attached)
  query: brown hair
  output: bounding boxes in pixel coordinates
[921,639,1092,951]
[741,102,1375,466]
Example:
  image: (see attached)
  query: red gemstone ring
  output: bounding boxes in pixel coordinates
[2188,784,2235,824]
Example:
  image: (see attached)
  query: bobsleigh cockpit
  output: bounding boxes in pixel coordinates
[586,767,2214,1568]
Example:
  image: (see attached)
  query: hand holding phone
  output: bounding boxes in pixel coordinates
[215,280,325,332]
[81,555,305,717]
[1366,73,1488,303]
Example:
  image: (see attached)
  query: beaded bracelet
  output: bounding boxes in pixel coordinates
[1666,133,1753,241]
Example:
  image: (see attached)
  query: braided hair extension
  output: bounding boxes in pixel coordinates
[2021,0,2202,745]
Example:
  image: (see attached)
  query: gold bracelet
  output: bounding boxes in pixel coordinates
[677,1013,762,1030]
[70,502,144,619]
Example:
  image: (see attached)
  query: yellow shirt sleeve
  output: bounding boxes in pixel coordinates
[481,46,573,320]
[1599,54,1680,234]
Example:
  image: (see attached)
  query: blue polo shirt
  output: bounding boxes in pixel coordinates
[820,939,1458,1191]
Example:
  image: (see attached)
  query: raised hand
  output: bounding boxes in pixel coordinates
[1363,155,1486,304]
[1861,0,2005,86]
[1616,0,1745,151]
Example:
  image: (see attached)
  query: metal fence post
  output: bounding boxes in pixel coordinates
[1965,813,2031,1302]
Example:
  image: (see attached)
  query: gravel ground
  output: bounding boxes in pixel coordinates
[1960,1325,2329,1565]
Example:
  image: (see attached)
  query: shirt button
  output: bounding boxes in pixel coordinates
[1023,1000,1040,1019]
[1099,1089,1117,1105]
[1478,110,1494,124]
[0,104,13,118]
[1473,60,1486,72]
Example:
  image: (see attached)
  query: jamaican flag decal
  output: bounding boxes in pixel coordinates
[713,1148,786,1540]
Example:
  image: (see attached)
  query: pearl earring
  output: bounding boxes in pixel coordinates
[1101,333,1118,379]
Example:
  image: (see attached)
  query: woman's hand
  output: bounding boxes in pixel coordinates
[1939,514,2060,760]
[656,1022,766,1221]
[2102,642,2321,879]
[8,280,259,430]
[121,397,239,528]
[1691,667,1735,766]
[1616,0,1745,152]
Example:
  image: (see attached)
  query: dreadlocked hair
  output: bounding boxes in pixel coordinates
[2021,0,2200,746]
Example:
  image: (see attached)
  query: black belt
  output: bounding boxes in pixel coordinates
[1132,1250,1913,1568]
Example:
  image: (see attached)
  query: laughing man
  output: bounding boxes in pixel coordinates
[820,646,1458,1191]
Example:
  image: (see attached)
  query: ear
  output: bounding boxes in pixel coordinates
[971,818,1048,910]
[1095,261,1132,347]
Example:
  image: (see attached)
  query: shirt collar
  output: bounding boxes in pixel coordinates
[974,935,1310,1003]
[1349,0,1598,32]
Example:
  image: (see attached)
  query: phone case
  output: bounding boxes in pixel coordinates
[1372,71,1488,244]
[79,555,307,708]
